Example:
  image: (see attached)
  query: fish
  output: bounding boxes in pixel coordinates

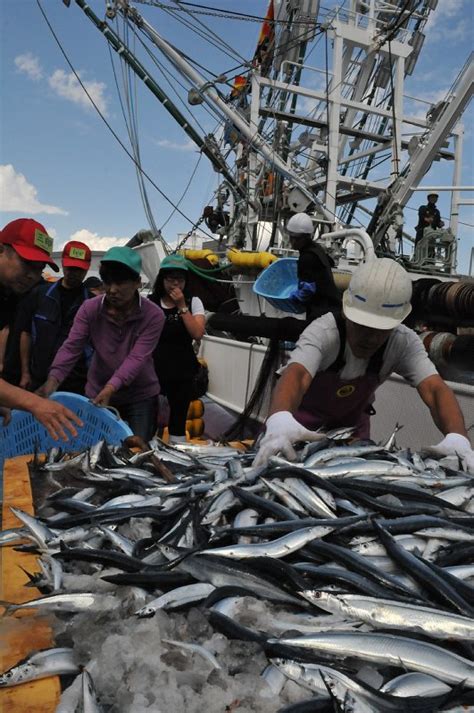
[197,525,335,560]
[301,591,474,640]
[267,631,474,686]
[0,648,79,687]
[134,582,215,616]
[0,591,108,615]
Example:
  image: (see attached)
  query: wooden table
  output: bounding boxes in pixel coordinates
[0,455,60,712]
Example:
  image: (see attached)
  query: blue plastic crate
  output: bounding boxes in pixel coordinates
[0,391,133,460]
[253,258,304,313]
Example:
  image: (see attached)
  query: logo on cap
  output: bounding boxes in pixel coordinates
[68,246,87,260]
[34,229,53,256]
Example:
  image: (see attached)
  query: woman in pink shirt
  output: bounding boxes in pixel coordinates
[38,247,164,442]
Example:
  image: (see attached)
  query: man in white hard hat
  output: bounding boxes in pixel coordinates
[254,257,473,472]
[286,213,341,320]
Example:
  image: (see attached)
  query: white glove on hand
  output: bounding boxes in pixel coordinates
[424,433,474,474]
[253,411,326,467]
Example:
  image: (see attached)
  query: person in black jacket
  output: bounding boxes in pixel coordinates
[286,212,341,321]
[18,240,92,393]
[0,218,81,440]
[415,193,443,246]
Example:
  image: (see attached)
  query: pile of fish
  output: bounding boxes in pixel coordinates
[1,426,474,712]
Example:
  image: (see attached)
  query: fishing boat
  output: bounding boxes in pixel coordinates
[61,0,473,446]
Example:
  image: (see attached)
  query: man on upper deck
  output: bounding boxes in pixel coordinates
[254,257,474,473]
[285,212,341,321]
[415,193,443,246]
[0,219,81,440]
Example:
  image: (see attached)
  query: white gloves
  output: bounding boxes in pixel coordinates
[253,411,326,467]
[425,433,474,474]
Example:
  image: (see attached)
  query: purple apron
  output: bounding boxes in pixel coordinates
[294,316,386,440]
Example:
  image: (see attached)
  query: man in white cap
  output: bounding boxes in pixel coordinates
[254,257,473,472]
[286,212,341,320]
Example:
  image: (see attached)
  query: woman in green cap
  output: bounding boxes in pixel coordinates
[150,254,205,444]
[38,246,165,441]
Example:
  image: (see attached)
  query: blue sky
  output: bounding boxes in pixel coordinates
[1,0,472,272]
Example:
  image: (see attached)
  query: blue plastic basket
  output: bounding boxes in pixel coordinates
[253,258,304,313]
[0,391,133,460]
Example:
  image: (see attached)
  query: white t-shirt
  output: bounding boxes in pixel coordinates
[288,312,438,387]
[160,296,205,315]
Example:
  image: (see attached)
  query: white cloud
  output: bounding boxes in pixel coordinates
[67,229,126,251]
[0,165,68,215]
[14,53,43,81]
[425,0,468,42]
[154,139,196,151]
[14,51,109,117]
[48,70,108,116]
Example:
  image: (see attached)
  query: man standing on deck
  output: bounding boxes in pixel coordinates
[285,212,341,321]
[415,193,443,246]
[254,257,474,473]
[0,219,81,441]
[18,240,93,393]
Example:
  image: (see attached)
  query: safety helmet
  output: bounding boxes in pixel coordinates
[343,258,412,330]
[286,213,314,235]
[160,254,189,272]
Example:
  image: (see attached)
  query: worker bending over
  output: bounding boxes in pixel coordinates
[254,257,473,473]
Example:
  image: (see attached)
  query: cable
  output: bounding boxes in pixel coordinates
[159,152,203,231]
[36,0,216,240]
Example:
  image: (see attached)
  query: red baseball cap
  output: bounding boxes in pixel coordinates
[62,240,92,269]
[0,218,59,272]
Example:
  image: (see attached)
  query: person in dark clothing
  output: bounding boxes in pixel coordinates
[83,276,105,296]
[0,217,81,440]
[1,277,45,386]
[415,193,443,246]
[150,254,206,444]
[285,212,341,321]
[18,240,92,393]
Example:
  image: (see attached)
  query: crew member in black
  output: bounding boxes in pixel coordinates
[415,193,443,246]
[18,240,92,393]
[149,254,206,444]
[286,212,341,321]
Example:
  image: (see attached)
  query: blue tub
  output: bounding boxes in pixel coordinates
[0,391,133,461]
[253,258,305,313]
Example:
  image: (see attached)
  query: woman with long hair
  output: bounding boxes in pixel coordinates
[150,254,205,444]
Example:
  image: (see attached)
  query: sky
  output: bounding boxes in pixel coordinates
[0,0,473,273]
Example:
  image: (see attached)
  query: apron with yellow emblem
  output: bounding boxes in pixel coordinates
[294,316,387,439]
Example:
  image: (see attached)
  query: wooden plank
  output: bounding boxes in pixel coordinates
[0,455,60,713]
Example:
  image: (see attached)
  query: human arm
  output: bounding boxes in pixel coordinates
[0,378,82,441]
[19,332,32,390]
[417,374,467,437]
[417,374,473,472]
[253,363,326,466]
[0,326,9,375]
[168,289,206,340]
[44,302,91,392]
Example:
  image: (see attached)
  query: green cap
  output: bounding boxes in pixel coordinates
[101,246,142,276]
[160,254,189,272]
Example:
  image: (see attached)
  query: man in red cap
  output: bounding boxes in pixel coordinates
[18,240,93,393]
[0,218,81,440]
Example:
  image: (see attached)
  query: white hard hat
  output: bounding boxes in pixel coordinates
[286,213,314,235]
[343,258,412,330]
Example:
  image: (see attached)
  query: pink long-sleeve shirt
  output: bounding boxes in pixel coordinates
[49,295,164,405]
